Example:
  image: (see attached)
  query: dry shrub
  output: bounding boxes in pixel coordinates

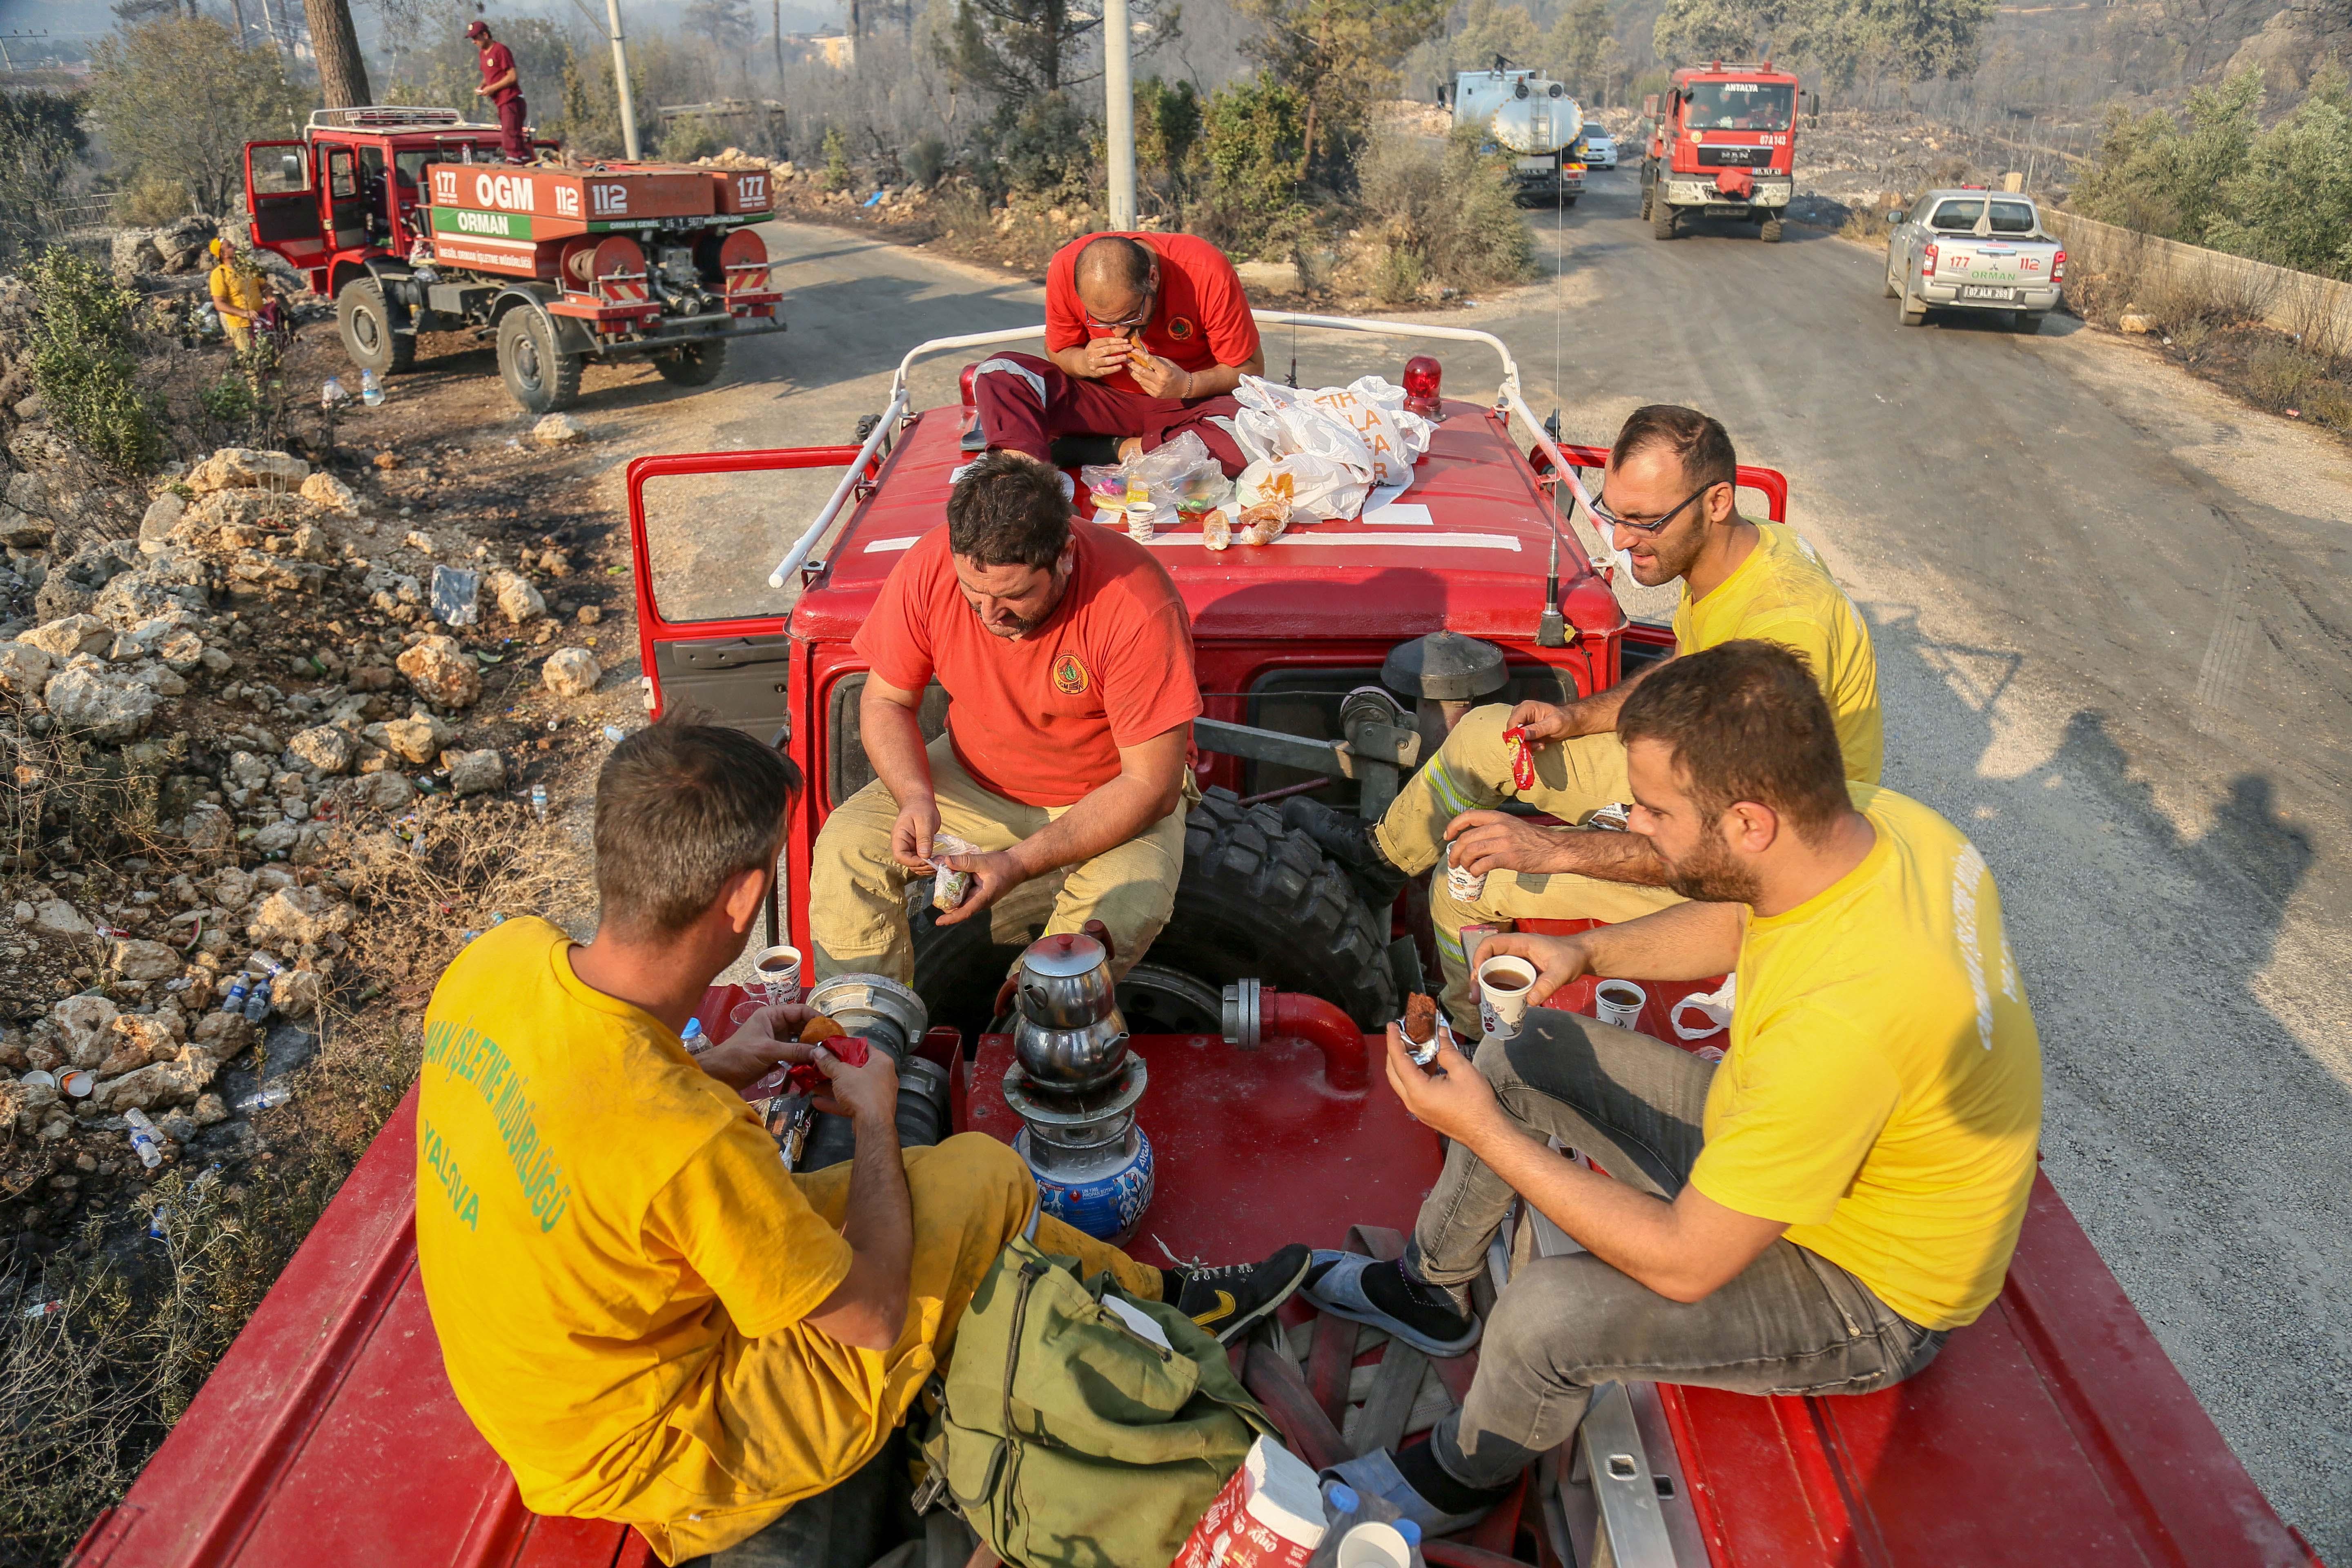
[2300,380,2352,429]
[2245,342,2326,408]
[339,795,592,996]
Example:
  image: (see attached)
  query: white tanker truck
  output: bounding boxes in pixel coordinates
[1451,64,1587,205]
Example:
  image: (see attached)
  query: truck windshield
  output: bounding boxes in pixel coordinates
[1929,199,2038,234]
[1686,82,1795,131]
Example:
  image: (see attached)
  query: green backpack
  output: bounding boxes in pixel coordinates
[919,1236,1278,1568]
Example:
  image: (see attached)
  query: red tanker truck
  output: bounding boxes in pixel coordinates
[1639,63,1812,243]
[241,106,785,414]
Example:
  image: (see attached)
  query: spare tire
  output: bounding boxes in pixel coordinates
[908,786,1398,1046]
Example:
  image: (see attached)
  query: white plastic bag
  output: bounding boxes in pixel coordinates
[1225,374,1435,519]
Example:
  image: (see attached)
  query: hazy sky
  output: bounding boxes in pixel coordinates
[0,0,850,57]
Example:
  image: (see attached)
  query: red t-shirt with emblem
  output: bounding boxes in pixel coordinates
[479,42,520,105]
[853,523,1201,806]
[1044,232,1261,397]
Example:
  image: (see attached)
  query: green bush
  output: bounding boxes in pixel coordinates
[822,125,852,190]
[1195,74,1310,255]
[658,114,719,162]
[2245,341,2324,408]
[0,91,88,265]
[906,134,950,188]
[1356,128,1533,293]
[1373,243,1426,304]
[2206,68,2352,279]
[24,248,163,473]
[989,92,1096,202]
[199,371,256,425]
[88,18,311,220]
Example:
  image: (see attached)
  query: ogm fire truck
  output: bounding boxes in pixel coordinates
[241,107,784,414]
[1639,63,1811,242]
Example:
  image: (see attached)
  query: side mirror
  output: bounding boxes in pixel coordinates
[1885,208,1904,225]
[1643,94,1659,118]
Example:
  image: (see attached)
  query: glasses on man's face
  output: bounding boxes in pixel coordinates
[1085,283,1158,332]
[1587,482,1721,536]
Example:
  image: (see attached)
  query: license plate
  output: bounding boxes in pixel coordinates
[1516,157,1553,172]
[1962,285,2017,301]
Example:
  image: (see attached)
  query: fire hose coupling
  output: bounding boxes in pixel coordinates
[804,973,929,1064]
[1221,980,1370,1093]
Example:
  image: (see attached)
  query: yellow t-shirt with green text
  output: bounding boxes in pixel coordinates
[1690,785,2043,1331]
[1673,521,1883,784]
[414,918,853,1535]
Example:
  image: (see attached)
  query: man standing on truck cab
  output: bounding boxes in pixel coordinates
[468,20,529,164]
[1306,642,2043,1534]
[415,715,1307,1562]
[1288,404,1882,1034]
[971,232,1265,477]
[810,450,1200,989]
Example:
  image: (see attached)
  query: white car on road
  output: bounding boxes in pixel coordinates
[1583,131,1617,168]
[1884,188,2065,333]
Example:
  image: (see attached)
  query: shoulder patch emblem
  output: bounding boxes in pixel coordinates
[1052,654,1090,696]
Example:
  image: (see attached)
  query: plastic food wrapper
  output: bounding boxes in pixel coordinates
[1127,430,1229,513]
[1201,512,1233,551]
[1080,463,1129,512]
[1225,374,1437,520]
[429,564,481,626]
[929,832,979,911]
[1503,726,1536,791]
[1238,496,1291,547]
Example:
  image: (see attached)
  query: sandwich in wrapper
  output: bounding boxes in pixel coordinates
[1503,725,1537,792]
[929,833,979,911]
[1400,991,1444,1069]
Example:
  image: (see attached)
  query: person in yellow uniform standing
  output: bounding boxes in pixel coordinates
[1288,403,1882,1033]
[206,238,270,356]
[1304,641,2042,1534]
[414,715,1309,1563]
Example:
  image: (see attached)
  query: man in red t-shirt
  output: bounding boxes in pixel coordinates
[468,20,530,164]
[972,232,1264,477]
[809,450,1203,986]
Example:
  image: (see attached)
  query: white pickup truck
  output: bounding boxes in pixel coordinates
[1883,188,2065,333]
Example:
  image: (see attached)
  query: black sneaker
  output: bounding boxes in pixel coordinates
[1282,797,1409,911]
[1168,1243,1313,1344]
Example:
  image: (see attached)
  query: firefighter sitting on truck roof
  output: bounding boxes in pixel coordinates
[468,19,530,165]
[972,232,1264,479]
[809,450,1200,995]
[414,715,1309,1564]
[1305,640,2042,1537]
[1288,404,1883,1036]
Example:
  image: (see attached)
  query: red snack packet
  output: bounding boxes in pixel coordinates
[1503,726,1536,792]
[784,1034,871,1094]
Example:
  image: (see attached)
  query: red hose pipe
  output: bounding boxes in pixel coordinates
[1223,980,1370,1091]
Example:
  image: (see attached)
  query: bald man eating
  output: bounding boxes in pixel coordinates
[970,232,1265,477]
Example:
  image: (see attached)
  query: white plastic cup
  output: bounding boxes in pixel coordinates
[1594,978,1648,1031]
[1477,953,1538,1040]
[1125,502,1157,542]
[59,1069,92,1099]
[1336,1522,1412,1568]
[752,944,802,1005]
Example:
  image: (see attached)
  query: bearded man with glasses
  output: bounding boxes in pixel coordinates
[1289,404,1884,1035]
[968,233,1265,480]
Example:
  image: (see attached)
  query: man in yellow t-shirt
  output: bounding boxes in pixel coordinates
[207,238,270,354]
[1303,641,2041,1534]
[1290,403,1883,1033]
[416,717,1309,1564]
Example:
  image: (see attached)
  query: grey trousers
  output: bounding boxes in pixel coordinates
[1408,1010,1951,1489]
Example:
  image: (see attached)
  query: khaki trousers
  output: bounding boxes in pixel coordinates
[808,733,1188,985]
[633,1134,1161,1562]
[1372,706,1680,1033]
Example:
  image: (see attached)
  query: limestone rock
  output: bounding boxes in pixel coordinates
[44,659,160,741]
[180,802,234,859]
[2118,311,2154,334]
[0,641,55,695]
[370,715,439,765]
[98,1007,186,1076]
[111,939,184,981]
[274,969,325,1018]
[299,471,363,514]
[139,491,187,545]
[0,502,50,550]
[188,448,309,493]
[51,995,118,1069]
[330,770,416,813]
[532,412,587,444]
[396,635,481,708]
[287,724,358,775]
[489,569,546,623]
[194,1091,229,1125]
[541,645,600,697]
[93,1057,210,1112]
[31,899,92,938]
[22,614,113,658]
[191,1010,257,1057]
[247,885,354,947]
[441,748,506,796]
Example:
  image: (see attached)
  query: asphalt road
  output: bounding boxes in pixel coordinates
[564,174,2352,1555]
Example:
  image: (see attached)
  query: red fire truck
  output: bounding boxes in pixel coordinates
[241,107,785,414]
[1639,63,1811,242]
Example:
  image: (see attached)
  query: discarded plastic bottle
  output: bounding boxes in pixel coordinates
[246,950,286,978]
[360,368,385,408]
[124,1108,164,1171]
[236,1082,294,1112]
[21,1299,63,1320]
[321,375,347,409]
[530,783,548,820]
[218,971,253,1014]
[602,725,626,744]
[243,976,273,1022]
[147,1205,168,1241]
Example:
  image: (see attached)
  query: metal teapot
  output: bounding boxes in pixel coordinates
[1011,932,1129,1091]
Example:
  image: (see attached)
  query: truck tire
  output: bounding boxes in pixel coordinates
[1652,201,1677,240]
[336,278,412,377]
[497,308,581,415]
[906,786,1398,1045]
[1639,185,1652,221]
[1759,215,1784,243]
[654,340,728,386]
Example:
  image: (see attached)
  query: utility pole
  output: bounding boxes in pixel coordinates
[303,0,372,106]
[1103,0,1135,228]
[607,0,642,158]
